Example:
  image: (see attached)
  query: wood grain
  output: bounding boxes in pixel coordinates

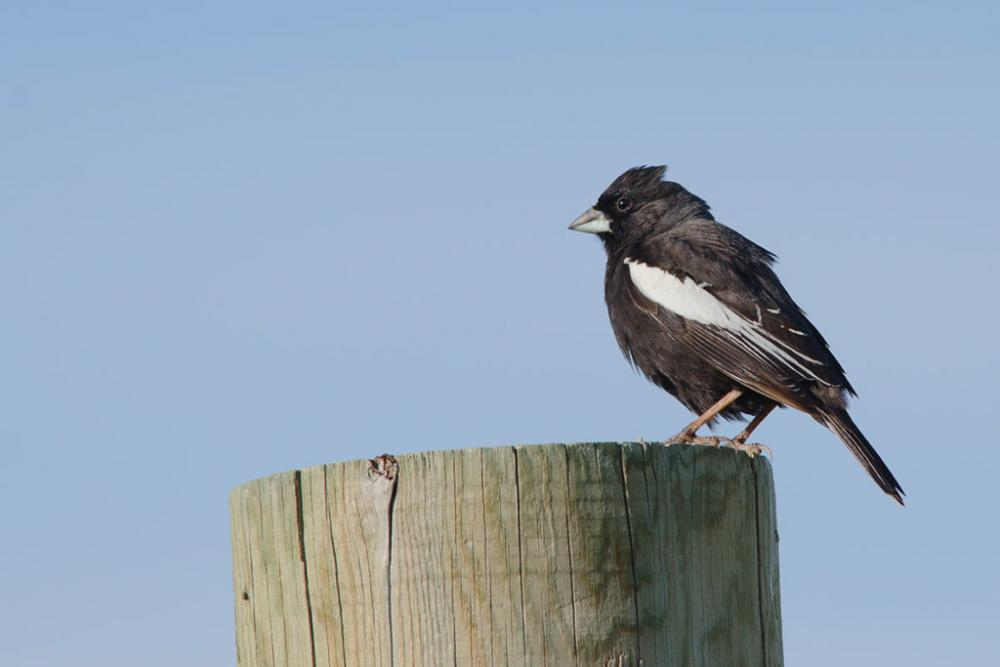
[231,444,783,666]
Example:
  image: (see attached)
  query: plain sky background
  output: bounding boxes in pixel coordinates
[2,1,998,665]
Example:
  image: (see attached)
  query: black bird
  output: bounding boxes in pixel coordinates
[569,166,904,504]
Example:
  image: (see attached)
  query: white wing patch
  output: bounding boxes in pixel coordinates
[625,258,828,382]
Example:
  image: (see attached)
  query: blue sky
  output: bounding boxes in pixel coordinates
[2,1,997,664]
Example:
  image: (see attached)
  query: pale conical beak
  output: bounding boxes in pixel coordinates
[568,208,611,234]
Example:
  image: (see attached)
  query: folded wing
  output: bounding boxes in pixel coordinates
[624,220,853,411]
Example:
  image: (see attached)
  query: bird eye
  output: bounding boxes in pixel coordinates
[615,196,632,212]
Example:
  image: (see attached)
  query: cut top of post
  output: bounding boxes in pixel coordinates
[230,443,782,667]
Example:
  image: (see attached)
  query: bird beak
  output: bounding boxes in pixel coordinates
[568,208,611,234]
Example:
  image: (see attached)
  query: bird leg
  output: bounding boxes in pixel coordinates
[728,403,777,457]
[663,388,743,447]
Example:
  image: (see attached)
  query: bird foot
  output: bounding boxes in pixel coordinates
[662,432,733,448]
[727,439,772,458]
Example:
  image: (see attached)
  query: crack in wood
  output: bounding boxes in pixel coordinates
[323,467,349,667]
[294,471,318,667]
[619,444,643,664]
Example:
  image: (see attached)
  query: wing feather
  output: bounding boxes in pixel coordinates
[624,219,854,408]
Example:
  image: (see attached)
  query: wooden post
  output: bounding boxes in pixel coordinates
[230,443,783,666]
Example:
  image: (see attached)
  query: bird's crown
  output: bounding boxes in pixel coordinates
[607,165,667,192]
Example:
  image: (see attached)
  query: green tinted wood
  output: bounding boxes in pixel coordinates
[230,444,783,666]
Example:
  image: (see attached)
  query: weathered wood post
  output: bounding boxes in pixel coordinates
[230,443,782,666]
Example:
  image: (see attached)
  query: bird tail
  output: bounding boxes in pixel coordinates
[816,408,905,505]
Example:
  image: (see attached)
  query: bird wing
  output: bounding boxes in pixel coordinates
[623,218,854,410]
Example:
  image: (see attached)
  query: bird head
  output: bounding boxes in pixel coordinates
[569,165,711,250]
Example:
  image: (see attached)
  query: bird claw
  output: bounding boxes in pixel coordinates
[663,433,733,448]
[661,431,771,458]
[728,439,772,458]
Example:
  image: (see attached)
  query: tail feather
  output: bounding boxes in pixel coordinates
[818,408,905,505]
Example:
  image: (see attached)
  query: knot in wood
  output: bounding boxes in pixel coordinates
[367,453,399,481]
